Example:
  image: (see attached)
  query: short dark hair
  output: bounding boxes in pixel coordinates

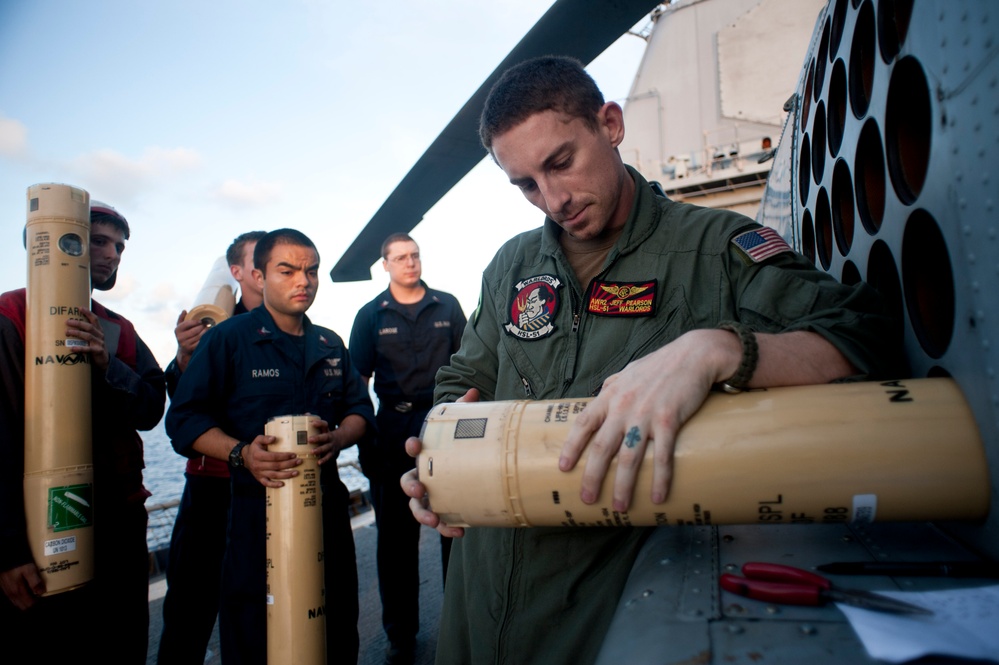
[253,228,319,274]
[89,201,130,291]
[226,231,267,267]
[90,201,130,240]
[479,55,605,153]
[380,232,417,260]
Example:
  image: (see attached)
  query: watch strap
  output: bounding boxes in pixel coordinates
[229,440,250,468]
[716,321,758,393]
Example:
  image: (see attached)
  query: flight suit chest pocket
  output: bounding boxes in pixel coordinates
[585,285,694,395]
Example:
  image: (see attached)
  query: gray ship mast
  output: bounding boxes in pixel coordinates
[620,0,825,216]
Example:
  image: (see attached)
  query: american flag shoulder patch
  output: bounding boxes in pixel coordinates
[731,227,792,263]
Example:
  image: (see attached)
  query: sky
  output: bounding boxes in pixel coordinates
[0,0,650,369]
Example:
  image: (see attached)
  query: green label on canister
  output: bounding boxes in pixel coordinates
[48,484,93,532]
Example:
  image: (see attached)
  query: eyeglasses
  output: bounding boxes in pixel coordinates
[388,253,420,264]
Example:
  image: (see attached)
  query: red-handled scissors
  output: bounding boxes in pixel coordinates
[720,562,932,615]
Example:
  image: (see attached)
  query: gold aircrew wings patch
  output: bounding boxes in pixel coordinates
[586,280,657,316]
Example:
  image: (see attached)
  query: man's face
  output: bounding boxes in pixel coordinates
[382,239,421,289]
[90,221,126,288]
[231,241,262,298]
[491,104,631,242]
[525,288,545,318]
[256,242,320,317]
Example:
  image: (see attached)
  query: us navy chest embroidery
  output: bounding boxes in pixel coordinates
[587,280,657,316]
[504,275,561,340]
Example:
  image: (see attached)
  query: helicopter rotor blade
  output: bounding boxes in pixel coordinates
[329,0,660,282]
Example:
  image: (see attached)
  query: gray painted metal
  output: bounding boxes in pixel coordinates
[597,0,999,659]
[597,522,991,663]
[759,0,999,561]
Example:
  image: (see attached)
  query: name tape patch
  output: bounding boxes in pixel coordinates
[587,280,657,317]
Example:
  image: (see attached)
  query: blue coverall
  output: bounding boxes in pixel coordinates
[167,305,375,665]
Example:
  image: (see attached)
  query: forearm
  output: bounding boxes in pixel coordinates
[191,426,240,463]
[330,414,367,451]
[174,348,193,374]
[752,330,857,387]
[707,328,856,389]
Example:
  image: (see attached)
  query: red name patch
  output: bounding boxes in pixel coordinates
[586,280,657,317]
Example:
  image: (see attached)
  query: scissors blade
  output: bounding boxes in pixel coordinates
[825,588,933,615]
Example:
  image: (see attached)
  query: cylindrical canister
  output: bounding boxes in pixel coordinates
[185,255,237,328]
[265,415,326,665]
[23,182,95,594]
[418,378,990,528]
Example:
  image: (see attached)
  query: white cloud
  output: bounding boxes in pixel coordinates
[150,281,179,302]
[73,149,147,195]
[212,178,284,209]
[0,115,28,158]
[95,272,137,302]
[143,146,203,173]
[65,145,203,205]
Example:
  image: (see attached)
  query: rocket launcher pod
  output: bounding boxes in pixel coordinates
[417,378,990,528]
[265,415,326,665]
[23,182,95,594]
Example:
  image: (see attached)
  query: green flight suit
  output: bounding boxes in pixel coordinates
[433,167,896,664]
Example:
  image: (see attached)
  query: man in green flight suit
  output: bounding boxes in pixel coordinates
[403,55,897,664]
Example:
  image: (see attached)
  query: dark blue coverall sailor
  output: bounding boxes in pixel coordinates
[349,283,465,649]
[158,298,248,664]
[166,304,375,665]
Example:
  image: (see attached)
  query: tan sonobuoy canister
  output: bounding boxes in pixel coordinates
[265,414,326,665]
[418,378,990,528]
[185,255,237,328]
[23,182,95,595]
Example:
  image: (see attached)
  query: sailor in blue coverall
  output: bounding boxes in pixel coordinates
[349,233,466,662]
[166,229,374,665]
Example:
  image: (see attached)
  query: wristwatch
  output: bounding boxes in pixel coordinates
[229,441,250,468]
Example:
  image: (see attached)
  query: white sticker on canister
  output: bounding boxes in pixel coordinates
[43,535,77,556]
[266,594,274,605]
[851,494,878,524]
[65,339,87,348]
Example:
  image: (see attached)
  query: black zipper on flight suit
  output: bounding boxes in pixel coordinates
[496,527,521,660]
[565,276,623,398]
[556,284,585,398]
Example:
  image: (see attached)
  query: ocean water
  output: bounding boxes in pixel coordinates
[141,416,367,550]
[142,418,368,503]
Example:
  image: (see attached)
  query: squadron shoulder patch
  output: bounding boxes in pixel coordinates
[504,275,561,340]
[587,280,657,316]
[731,227,792,263]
